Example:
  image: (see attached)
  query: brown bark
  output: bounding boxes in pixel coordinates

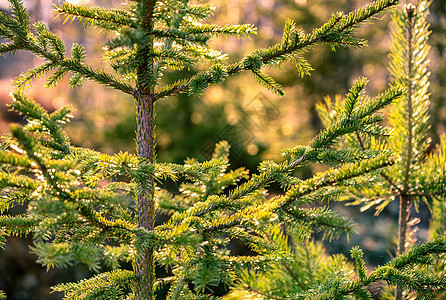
[395,194,409,300]
[133,1,157,298]
[134,93,156,300]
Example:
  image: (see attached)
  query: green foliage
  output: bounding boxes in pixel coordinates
[52,269,134,300]
[227,231,446,300]
[0,0,445,299]
[328,0,446,214]
[0,77,418,299]
[315,1,446,298]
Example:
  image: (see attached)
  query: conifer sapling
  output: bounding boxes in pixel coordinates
[0,0,445,299]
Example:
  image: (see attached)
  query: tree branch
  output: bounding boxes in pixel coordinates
[154,0,399,100]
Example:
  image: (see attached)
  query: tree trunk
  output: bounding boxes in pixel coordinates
[134,93,156,300]
[395,194,409,300]
[134,1,156,298]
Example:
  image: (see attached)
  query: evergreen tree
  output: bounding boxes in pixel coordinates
[316,1,446,299]
[0,1,445,299]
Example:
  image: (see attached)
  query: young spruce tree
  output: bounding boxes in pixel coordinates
[316,1,446,299]
[0,0,445,299]
[225,2,446,298]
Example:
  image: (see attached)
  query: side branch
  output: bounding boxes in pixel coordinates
[55,3,137,28]
[196,156,393,235]
[61,60,134,94]
[154,0,399,100]
[14,43,134,94]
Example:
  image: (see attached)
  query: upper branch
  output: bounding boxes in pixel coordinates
[54,3,137,29]
[0,2,134,94]
[154,0,400,100]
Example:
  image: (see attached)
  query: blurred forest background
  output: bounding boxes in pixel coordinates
[0,0,444,299]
